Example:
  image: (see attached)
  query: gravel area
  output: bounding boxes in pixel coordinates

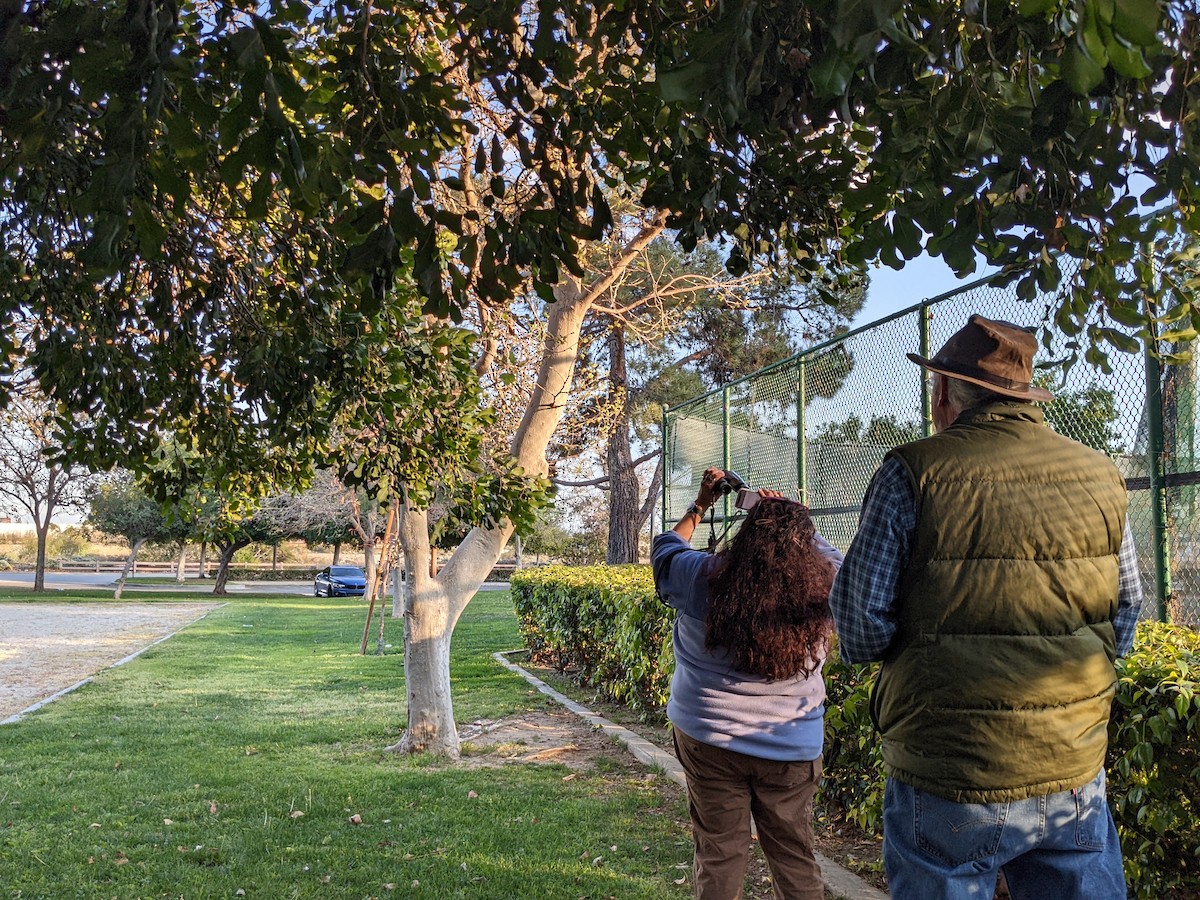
[0,602,222,721]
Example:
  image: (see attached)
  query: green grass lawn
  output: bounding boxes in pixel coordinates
[0,590,693,899]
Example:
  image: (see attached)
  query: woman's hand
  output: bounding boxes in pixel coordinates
[696,467,725,510]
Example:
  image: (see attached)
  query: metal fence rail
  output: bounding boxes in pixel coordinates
[662,261,1199,628]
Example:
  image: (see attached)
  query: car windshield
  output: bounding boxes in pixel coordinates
[330,567,364,577]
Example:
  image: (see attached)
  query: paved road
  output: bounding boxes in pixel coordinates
[0,573,511,595]
[0,571,118,589]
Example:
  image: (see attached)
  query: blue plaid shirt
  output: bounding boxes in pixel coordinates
[830,457,1145,663]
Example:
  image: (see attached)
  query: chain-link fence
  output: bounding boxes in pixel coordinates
[662,260,1199,628]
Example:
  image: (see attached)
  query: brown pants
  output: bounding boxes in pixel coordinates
[673,727,824,900]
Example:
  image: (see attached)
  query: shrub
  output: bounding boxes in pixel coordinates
[1109,621,1200,898]
[510,565,673,713]
[818,644,884,832]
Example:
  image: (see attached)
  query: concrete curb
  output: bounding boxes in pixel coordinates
[493,650,887,900]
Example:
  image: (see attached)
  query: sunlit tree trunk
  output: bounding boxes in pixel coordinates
[390,276,595,756]
[175,542,187,583]
[114,537,149,601]
[212,540,250,595]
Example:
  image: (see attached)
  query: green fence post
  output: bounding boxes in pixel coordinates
[723,384,732,524]
[920,303,934,437]
[797,359,807,504]
[1145,290,1173,623]
[661,409,669,533]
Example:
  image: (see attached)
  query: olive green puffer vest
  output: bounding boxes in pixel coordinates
[874,402,1127,802]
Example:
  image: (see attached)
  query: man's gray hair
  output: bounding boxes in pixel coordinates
[941,374,1021,410]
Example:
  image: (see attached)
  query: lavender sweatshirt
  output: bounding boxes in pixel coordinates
[650,531,843,761]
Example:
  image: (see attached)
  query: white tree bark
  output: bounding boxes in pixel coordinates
[113,537,149,601]
[391,276,600,756]
[175,542,188,583]
[390,215,667,756]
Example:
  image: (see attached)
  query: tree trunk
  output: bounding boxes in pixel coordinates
[332,541,342,565]
[388,221,665,756]
[389,277,597,756]
[606,326,641,564]
[114,537,149,601]
[271,542,278,573]
[33,522,49,592]
[514,534,523,568]
[212,540,249,595]
[198,541,208,578]
[175,542,188,582]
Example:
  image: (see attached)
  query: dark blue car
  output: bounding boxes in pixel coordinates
[314,565,367,597]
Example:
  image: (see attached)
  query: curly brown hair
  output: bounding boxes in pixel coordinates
[705,499,835,680]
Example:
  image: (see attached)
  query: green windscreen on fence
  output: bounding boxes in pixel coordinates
[663,259,1199,629]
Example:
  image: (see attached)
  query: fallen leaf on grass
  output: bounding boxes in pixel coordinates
[467,790,478,799]
[562,774,577,782]
[319,874,332,884]
[163,818,173,826]
[348,814,363,825]
[382,884,396,891]
[290,810,304,819]
[209,801,219,815]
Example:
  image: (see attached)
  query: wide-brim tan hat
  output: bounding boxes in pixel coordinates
[907,314,1054,402]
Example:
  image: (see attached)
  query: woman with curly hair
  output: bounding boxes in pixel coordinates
[651,466,841,900]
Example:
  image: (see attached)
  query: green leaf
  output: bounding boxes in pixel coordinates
[1017,0,1059,14]
[1106,39,1153,78]
[1062,43,1105,95]
[656,61,716,104]
[1111,0,1161,46]
[810,52,857,98]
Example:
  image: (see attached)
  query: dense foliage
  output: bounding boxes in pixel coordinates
[2,0,1197,494]
[514,567,1200,895]
[1109,621,1200,898]
[510,565,673,712]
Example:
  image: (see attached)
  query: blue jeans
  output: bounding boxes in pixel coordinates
[883,770,1126,900]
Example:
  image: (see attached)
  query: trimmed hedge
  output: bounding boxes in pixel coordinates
[510,564,673,712]
[512,565,1200,897]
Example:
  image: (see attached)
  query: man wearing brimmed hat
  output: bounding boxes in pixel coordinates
[830,314,1143,899]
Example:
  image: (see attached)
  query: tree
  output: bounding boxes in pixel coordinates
[0,397,93,590]
[548,234,867,563]
[87,472,181,599]
[3,1,1196,759]
[1037,374,1125,455]
[640,1,1198,364]
[812,414,923,448]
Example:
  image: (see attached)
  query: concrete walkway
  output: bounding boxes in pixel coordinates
[493,651,887,900]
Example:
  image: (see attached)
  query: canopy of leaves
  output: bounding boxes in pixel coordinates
[87,473,178,546]
[638,0,1200,364]
[2,0,1196,495]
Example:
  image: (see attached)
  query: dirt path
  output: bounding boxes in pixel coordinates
[0,602,222,720]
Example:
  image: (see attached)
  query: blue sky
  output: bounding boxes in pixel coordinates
[854,253,999,329]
